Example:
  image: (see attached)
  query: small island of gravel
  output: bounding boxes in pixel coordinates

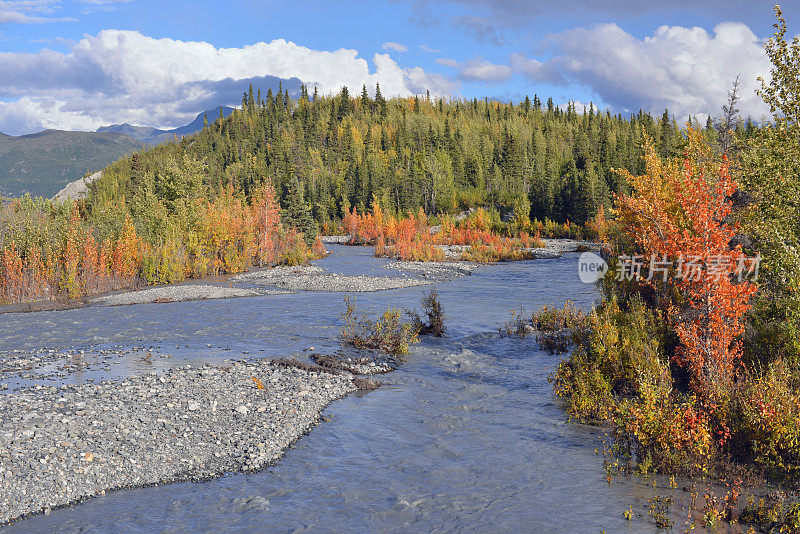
[0,360,357,525]
[91,284,276,306]
[231,264,433,292]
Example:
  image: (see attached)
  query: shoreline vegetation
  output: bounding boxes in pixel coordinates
[339,201,601,262]
[0,190,598,310]
[505,9,800,530]
[0,184,327,306]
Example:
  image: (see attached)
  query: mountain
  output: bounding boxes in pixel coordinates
[94,124,163,143]
[97,106,235,144]
[0,106,237,199]
[0,130,143,199]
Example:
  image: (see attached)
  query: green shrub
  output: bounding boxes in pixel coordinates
[500,309,531,338]
[740,492,800,533]
[734,360,800,481]
[406,288,446,336]
[340,296,419,356]
[550,345,616,422]
[613,376,713,477]
[531,301,589,332]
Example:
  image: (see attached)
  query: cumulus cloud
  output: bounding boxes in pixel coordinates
[513,22,771,120]
[382,41,408,53]
[432,56,510,82]
[0,96,102,133]
[404,66,459,95]
[509,53,564,85]
[0,30,453,135]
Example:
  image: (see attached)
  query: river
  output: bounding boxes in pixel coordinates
[0,245,688,533]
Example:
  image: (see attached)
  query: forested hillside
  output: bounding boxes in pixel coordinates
[88,84,749,232]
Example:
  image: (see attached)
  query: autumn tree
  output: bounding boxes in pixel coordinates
[615,129,757,405]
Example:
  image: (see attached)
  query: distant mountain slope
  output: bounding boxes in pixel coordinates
[94,124,163,143]
[98,106,235,144]
[0,130,143,199]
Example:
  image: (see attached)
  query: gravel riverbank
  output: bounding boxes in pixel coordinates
[231,265,431,292]
[0,360,357,525]
[320,235,351,244]
[92,284,280,306]
[385,260,478,280]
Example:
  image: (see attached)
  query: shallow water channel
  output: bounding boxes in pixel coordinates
[0,246,710,532]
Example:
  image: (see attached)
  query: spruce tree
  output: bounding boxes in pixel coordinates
[282,174,318,247]
[361,84,371,110]
[375,83,387,117]
[338,86,351,119]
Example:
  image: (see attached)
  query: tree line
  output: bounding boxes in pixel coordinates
[87,81,754,237]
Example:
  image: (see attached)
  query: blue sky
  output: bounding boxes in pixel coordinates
[0,0,797,134]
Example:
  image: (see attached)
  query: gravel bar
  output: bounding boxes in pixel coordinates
[310,353,396,375]
[320,235,351,244]
[431,239,599,261]
[0,360,357,525]
[385,260,477,280]
[232,265,430,292]
[91,284,279,306]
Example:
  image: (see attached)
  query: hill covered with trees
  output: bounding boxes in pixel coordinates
[87,83,745,234]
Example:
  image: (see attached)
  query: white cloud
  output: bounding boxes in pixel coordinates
[0,0,75,23]
[0,30,454,134]
[404,66,459,95]
[0,9,73,22]
[432,56,510,82]
[419,44,441,53]
[382,41,408,53]
[457,57,511,82]
[514,22,771,120]
[431,55,514,83]
[436,57,459,68]
[0,95,102,133]
[509,53,563,84]
[30,36,77,46]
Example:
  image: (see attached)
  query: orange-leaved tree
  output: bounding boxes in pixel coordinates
[615,128,757,410]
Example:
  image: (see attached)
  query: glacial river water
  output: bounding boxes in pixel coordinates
[0,246,714,533]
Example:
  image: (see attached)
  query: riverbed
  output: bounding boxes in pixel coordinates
[0,245,713,532]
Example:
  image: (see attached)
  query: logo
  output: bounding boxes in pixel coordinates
[578,252,608,284]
